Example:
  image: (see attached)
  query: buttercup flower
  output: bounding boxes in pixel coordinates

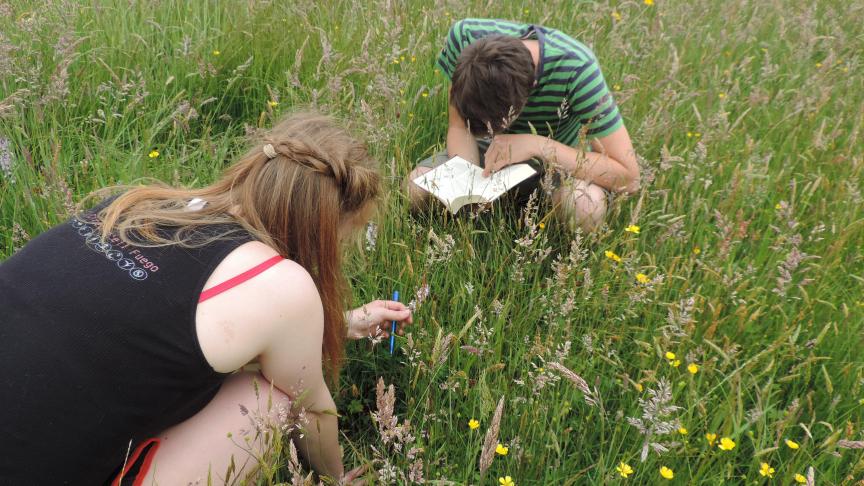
[659,466,673,479]
[794,473,807,483]
[616,462,634,478]
[678,427,688,435]
[644,0,654,5]
[612,11,622,21]
[759,462,775,478]
[212,50,220,56]
[692,247,701,255]
[499,476,515,486]
[625,225,640,234]
[665,352,676,360]
[687,363,699,374]
[148,150,159,159]
[670,359,681,368]
[705,433,717,446]
[604,250,623,263]
[636,273,650,284]
[718,437,736,451]
[267,100,279,108]
[785,439,800,450]
[496,443,509,456]
[469,419,479,430]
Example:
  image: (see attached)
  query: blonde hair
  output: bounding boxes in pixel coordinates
[95,111,381,383]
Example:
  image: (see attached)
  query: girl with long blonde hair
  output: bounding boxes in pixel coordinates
[0,111,409,484]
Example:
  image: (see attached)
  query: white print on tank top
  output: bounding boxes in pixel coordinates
[70,216,161,281]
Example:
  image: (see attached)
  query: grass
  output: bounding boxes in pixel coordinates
[2,0,863,484]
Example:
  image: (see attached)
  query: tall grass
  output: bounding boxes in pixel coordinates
[1,0,863,483]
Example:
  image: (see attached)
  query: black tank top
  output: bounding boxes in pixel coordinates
[0,203,253,484]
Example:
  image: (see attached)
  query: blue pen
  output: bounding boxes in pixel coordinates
[390,290,399,354]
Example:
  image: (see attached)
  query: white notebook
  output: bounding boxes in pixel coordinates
[412,156,538,214]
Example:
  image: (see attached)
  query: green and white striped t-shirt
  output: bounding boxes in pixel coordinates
[437,18,623,145]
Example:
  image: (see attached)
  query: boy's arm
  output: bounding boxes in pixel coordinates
[482,126,640,194]
[445,95,481,166]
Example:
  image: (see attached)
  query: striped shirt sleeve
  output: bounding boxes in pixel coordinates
[565,60,623,139]
[436,20,468,79]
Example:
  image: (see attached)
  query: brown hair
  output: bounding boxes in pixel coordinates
[450,34,535,136]
[95,111,380,384]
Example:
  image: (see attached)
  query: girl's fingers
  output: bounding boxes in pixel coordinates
[382,300,409,311]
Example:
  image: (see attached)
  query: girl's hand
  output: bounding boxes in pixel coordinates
[339,464,370,485]
[346,300,412,341]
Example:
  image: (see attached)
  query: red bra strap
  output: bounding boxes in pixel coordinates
[199,255,284,303]
[110,438,161,486]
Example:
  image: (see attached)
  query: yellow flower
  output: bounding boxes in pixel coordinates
[659,466,673,479]
[499,476,515,486]
[613,83,621,90]
[718,437,736,451]
[670,359,681,368]
[634,382,644,392]
[636,273,650,284]
[794,473,807,483]
[604,250,622,263]
[759,462,775,478]
[212,50,220,56]
[523,8,529,14]
[411,56,416,63]
[392,58,400,64]
[616,462,634,478]
[644,0,654,5]
[148,150,159,159]
[267,100,279,108]
[718,92,726,99]
[496,443,509,456]
[775,202,783,209]
[665,352,676,360]
[421,92,429,98]
[400,55,405,61]
[611,11,622,21]
[625,224,640,234]
[678,427,688,435]
[815,62,822,68]
[705,433,717,446]
[785,439,800,450]
[687,363,699,374]
[694,132,701,138]
[687,131,693,137]
[692,247,701,255]
[468,419,479,430]
[538,222,546,229]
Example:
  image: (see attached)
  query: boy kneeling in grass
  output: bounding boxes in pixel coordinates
[407,18,640,231]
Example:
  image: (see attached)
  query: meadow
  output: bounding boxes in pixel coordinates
[1,0,863,484]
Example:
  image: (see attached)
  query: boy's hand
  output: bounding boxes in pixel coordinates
[346,300,412,340]
[482,134,541,176]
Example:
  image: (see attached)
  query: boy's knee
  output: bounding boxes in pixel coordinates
[554,180,608,233]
